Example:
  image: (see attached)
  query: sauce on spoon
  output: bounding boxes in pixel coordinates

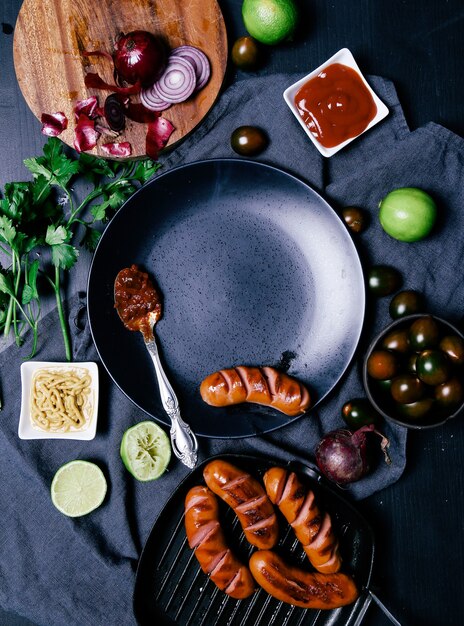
[114,264,162,340]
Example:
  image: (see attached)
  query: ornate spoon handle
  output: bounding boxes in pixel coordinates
[144,338,198,469]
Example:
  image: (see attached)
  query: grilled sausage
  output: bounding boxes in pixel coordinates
[184,485,256,599]
[249,551,358,609]
[200,366,311,417]
[263,467,342,573]
[203,460,279,549]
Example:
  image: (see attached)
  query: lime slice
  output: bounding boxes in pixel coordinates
[51,460,107,517]
[120,421,171,481]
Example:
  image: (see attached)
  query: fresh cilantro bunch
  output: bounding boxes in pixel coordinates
[0,138,160,360]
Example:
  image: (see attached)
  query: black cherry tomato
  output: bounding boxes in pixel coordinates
[368,265,402,297]
[390,375,425,404]
[341,207,367,233]
[439,335,464,366]
[230,126,268,156]
[435,378,464,408]
[389,290,424,319]
[416,349,451,386]
[367,350,399,380]
[341,398,378,428]
[409,315,440,351]
[382,329,410,353]
[231,36,261,70]
[397,397,434,419]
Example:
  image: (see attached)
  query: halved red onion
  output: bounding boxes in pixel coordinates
[101,141,132,157]
[74,114,100,152]
[41,112,68,136]
[170,45,211,91]
[140,87,171,111]
[74,96,99,121]
[152,56,196,104]
[103,94,126,131]
[146,116,175,159]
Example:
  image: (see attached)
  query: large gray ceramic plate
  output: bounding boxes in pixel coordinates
[87,159,365,438]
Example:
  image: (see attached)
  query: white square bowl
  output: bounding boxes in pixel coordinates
[19,361,99,440]
[283,48,389,157]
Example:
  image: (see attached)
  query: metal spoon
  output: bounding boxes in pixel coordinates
[114,266,198,469]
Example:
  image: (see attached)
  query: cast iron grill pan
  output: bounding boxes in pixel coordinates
[133,454,375,626]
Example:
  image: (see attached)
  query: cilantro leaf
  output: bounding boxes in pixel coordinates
[50,243,79,270]
[0,271,14,296]
[24,138,80,188]
[45,224,69,246]
[107,181,137,209]
[21,284,35,305]
[79,153,116,182]
[80,226,101,251]
[131,159,161,183]
[0,216,16,246]
[90,201,110,222]
[32,175,53,205]
[2,181,32,221]
[22,259,40,305]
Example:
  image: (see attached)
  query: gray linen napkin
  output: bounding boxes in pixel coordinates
[2,73,463,626]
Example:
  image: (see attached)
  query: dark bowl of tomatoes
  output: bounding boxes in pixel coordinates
[363,314,464,429]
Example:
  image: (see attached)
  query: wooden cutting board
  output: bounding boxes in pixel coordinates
[13,0,228,159]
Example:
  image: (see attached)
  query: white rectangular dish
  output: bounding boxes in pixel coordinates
[19,361,99,440]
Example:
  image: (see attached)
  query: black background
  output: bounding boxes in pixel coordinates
[1,0,463,625]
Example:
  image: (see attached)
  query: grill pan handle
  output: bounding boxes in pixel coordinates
[354,589,404,626]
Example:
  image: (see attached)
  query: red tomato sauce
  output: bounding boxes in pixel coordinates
[114,264,162,339]
[294,63,377,149]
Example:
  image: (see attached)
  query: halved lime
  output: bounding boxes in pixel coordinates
[51,460,107,517]
[120,421,171,481]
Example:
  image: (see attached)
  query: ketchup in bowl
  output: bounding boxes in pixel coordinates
[294,63,377,149]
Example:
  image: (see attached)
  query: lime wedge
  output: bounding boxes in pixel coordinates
[120,421,171,481]
[51,460,107,517]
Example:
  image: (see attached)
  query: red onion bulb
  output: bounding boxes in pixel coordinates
[113,31,166,86]
[315,425,390,485]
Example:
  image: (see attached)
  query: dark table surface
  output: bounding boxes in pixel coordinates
[1,1,463,625]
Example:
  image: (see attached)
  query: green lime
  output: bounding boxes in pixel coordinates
[379,187,437,242]
[242,0,298,45]
[120,420,171,481]
[51,460,107,517]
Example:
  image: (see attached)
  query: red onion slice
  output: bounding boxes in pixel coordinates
[140,87,171,111]
[101,141,132,158]
[74,114,100,153]
[74,96,99,121]
[170,45,211,91]
[152,56,196,104]
[146,116,175,159]
[40,112,68,137]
